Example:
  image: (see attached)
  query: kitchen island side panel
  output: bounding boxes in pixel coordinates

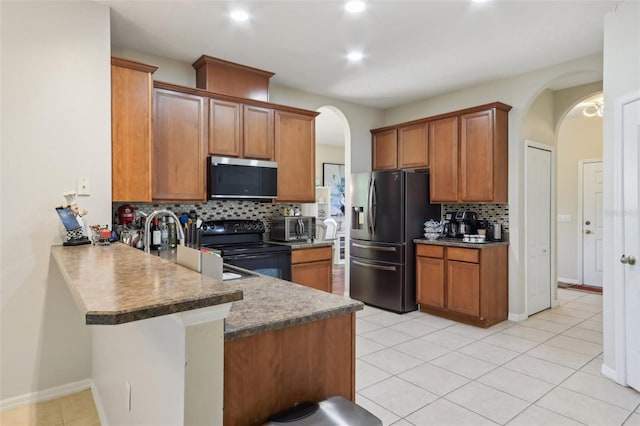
[224,313,356,425]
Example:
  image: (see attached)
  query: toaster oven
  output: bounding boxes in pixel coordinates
[270,216,316,242]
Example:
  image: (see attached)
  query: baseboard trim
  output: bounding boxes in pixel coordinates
[0,379,93,411]
[601,364,620,383]
[558,277,580,285]
[90,381,108,426]
[508,312,528,322]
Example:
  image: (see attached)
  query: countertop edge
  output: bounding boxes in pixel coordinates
[414,238,509,248]
[224,301,363,341]
[86,292,243,325]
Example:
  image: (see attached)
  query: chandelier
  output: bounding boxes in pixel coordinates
[583,101,604,117]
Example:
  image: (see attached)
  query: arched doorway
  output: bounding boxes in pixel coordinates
[522,83,603,316]
[315,106,352,296]
[556,92,603,290]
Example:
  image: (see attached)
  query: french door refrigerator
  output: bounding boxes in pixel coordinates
[350,169,440,313]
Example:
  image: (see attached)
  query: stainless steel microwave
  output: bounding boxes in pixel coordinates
[270,216,316,242]
[208,156,277,200]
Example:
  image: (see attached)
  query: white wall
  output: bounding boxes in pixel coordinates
[556,116,603,281]
[602,0,640,379]
[316,144,345,185]
[0,1,112,400]
[383,54,603,317]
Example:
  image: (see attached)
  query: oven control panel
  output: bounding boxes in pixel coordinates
[200,219,265,235]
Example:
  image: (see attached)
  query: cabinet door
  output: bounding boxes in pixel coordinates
[274,110,316,202]
[291,260,332,293]
[460,109,495,202]
[209,98,242,157]
[398,122,428,169]
[153,89,207,201]
[416,256,445,309]
[447,260,480,317]
[243,105,274,160]
[111,60,155,202]
[429,116,459,202]
[372,129,398,170]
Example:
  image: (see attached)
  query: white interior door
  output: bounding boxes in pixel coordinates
[526,146,552,315]
[582,161,604,287]
[622,97,640,391]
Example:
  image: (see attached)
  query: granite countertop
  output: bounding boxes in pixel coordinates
[51,243,243,325]
[52,243,362,339]
[223,276,362,341]
[414,238,509,248]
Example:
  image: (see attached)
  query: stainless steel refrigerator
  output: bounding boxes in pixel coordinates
[349,169,440,313]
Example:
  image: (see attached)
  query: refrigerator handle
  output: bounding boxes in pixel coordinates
[371,178,377,233]
[352,260,396,272]
[367,177,374,234]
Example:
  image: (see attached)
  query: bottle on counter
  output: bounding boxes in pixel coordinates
[160,217,169,250]
[151,217,161,250]
[167,217,177,248]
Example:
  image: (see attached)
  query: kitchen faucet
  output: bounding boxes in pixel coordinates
[144,209,185,253]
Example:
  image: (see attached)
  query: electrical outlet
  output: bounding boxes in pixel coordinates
[77,177,90,196]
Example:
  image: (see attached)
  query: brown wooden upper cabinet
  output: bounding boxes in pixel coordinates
[243,105,274,160]
[111,57,157,202]
[429,103,511,203]
[153,88,207,201]
[208,100,274,160]
[371,123,429,171]
[208,98,242,158]
[274,109,317,203]
[372,128,398,170]
[398,122,429,169]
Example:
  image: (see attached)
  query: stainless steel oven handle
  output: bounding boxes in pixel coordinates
[352,260,396,271]
[351,243,396,252]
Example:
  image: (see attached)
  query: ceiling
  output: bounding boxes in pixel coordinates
[103,0,617,110]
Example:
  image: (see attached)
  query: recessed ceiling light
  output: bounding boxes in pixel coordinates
[230,9,249,22]
[345,1,366,13]
[347,51,364,62]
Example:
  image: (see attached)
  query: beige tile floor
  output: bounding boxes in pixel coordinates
[0,389,99,426]
[2,289,639,426]
[356,288,640,425]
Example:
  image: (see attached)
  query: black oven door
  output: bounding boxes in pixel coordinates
[224,252,291,281]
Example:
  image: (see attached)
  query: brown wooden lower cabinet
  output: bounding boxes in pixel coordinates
[291,246,333,293]
[416,243,507,327]
[224,313,356,425]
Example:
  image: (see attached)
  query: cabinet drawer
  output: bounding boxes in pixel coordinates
[447,247,479,263]
[416,244,444,258]
[291,246,332,264]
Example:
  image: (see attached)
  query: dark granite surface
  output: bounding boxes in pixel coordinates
[51,243,243,325]
[414,238,509,248]
[223,275,362,341]
[52,243,362,337]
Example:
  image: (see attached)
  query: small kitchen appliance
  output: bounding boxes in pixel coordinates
[455,211,478,237]
[270,216,316,242]
[117,204,135,225]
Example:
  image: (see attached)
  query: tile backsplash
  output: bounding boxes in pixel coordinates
[441,203,509,231]
[112,200,302,232]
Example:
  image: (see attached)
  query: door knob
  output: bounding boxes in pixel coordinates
[585,230,591,234]
[620,255,636,265]
[585,220,591,225]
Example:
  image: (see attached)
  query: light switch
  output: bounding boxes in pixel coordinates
[77,177,90,196]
